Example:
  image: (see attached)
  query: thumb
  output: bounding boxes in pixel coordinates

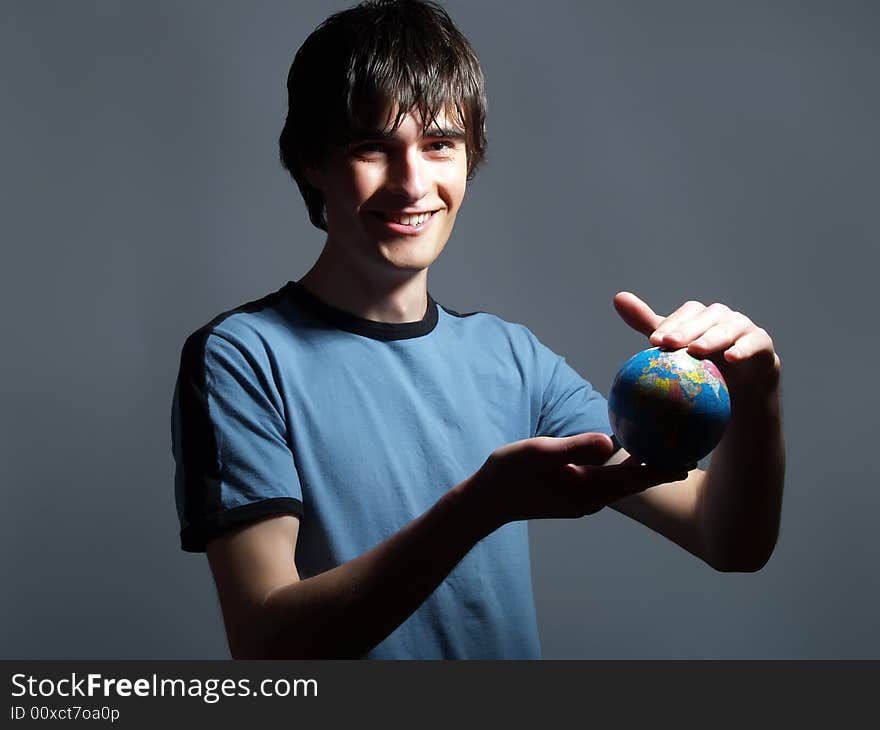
[555,432,615,466]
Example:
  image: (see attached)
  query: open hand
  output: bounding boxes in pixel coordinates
[469,433,690,529]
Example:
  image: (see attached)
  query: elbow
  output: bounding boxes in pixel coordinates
[227,627,274,660]
[228,622,306,660]
[229,632,301,660]
[230,644,301,661]
[225,606,290,660]
[229,645,265,660]
[711,555,769,574]
[708,539,777,574]
[226,588,309,659]
[227,613,364,660]
[231,642,363,661]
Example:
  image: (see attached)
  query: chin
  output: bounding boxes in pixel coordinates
[378,242,446,271]
[380,256,436,273]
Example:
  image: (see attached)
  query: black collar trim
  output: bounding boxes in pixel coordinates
[284,281,439,341]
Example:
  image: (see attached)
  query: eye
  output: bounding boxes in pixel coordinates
[428,140,455,153]
[351,143,385,157]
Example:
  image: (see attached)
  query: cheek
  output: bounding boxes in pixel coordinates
[442,168,468,207]
[324,165,377,215]
[454,160,469,200]
[349,165,383,202]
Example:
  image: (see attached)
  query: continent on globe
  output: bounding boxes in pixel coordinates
[608,347,731,468]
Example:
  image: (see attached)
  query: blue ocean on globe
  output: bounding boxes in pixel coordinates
[608,347,731,468]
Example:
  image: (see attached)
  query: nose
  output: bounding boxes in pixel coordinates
[386,147,431,202]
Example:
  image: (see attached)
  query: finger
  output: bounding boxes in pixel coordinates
[613,291,664,338]
[604,460,689,484]
[603,465,688,505]
[612,467,689,503]
[554,432,615,467]
[565,460,688,491]
[720,327,776,363]
[617,455,698,471]
[685,313,753,357]
[647,300,707,346]
[562,461,689,514]
[663,303,744,351]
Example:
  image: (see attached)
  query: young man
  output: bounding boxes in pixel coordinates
[171,0,784,659]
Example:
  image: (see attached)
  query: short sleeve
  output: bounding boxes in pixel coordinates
[171,330,304,552]
[531,333,617,445]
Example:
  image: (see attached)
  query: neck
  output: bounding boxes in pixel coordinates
[297,246,429,324]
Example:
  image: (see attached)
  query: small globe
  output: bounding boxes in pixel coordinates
[608,347,731,468]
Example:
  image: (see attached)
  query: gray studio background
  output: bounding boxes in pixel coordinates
[2,0,877,659]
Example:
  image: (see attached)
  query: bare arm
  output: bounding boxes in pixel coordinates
[208,477,487,659]
[207,433,686,659]
[694,383,784,570]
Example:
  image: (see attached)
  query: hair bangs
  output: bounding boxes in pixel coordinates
[343,23,470,142]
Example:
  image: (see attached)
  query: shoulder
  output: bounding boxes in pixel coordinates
[179,283,300,367]
[436,301,543,354]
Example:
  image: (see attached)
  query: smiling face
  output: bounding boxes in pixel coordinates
[305,107,469,281]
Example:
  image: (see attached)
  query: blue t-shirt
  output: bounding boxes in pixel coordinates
[171,281,615,659]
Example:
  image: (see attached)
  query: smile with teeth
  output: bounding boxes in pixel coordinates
[379,210,438,226]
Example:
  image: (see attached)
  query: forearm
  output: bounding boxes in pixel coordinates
[254,476,492,659]
[699,385,786,571]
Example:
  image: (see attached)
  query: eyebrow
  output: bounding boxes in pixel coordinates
[350,126,467,143]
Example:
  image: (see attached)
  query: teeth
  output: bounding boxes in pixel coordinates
[388,211,433,226]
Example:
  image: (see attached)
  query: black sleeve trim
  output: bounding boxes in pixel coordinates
[180,497,305,553]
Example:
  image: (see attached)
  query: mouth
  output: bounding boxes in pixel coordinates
[372,209,440,225]
[369,209,441,235]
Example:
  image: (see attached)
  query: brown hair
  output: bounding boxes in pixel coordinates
[279,0,488,230]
